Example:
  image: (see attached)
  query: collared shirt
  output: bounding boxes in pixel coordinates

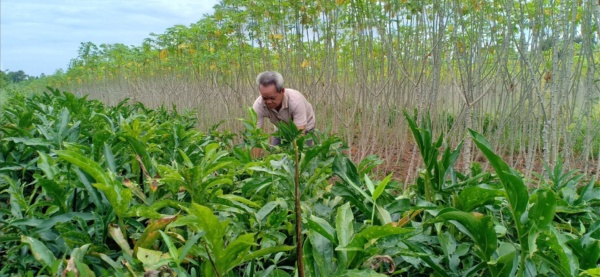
[253,88,316,131]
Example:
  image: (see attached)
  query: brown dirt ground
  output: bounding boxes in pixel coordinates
[350,141,599,185]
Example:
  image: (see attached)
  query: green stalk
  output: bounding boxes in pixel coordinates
[293,139,305,277]
[424,171,433,203]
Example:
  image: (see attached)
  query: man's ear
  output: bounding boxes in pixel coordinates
[280,88,285,94]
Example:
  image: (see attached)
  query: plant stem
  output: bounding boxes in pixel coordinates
[293,139,305,277]
[204,242,220,277]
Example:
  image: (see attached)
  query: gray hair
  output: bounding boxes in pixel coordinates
[256,71,284,92]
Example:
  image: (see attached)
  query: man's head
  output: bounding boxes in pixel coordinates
[256,71,285,110]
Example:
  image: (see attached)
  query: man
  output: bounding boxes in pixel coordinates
[252,71,315,153]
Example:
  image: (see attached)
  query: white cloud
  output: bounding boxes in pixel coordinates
[0,0,219,76]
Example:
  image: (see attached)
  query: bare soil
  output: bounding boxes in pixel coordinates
[352,141,599,184]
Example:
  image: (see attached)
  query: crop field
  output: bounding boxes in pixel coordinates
[1,88,599,276]
[2,0,600,275]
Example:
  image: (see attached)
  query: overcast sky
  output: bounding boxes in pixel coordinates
[1,0,219,76]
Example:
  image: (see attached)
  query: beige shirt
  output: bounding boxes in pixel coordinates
[253,88,315,131]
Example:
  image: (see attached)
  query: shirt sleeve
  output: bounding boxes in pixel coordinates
[291,99,308,127]
[252,97,265,128]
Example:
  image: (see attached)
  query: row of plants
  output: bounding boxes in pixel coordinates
[1,88,599,276]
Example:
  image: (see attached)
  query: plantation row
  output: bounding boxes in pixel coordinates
[1,89,599,276]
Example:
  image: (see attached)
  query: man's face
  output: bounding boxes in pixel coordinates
[259,84,284,110]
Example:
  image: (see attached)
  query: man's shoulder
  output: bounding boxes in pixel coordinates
[253,97,266,113]
[285,88,306,100]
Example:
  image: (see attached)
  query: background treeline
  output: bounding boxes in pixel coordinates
[9,0,600,180]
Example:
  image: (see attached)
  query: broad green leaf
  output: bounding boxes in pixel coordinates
[372,173,393,201]
[255,201,280,223]
[538,226,579,277]
[36,177,68,212]
[222,233,256,272]
[134,215,179,255]
[331,185,371,216]
[336,202,354,247]
[56,151,133,217]
[63,244,92,276]
[306,215,336,243]
[121,134,154,177]
[177,148,194,168]
[309,230,335,276]
[457,186,504,212]
[60,230,92,248]
[103,142,117,174]
[365,174,375,194]
[375,204,392,225]
[126,205,162,219]
[336,225,412,251]
[55,149,110,185]
[74,259,96,277]
[177,231,204,265]
[183,203,226,252]
[93,181,132,218]
[403,240,450,277]
[4,137,52,147]
[438,232,459,271]
[528,189,556,229]
[247,166,289,178]
[73,167,105,212]
[490,254,518,276]
[579,268,600,277]
[336,202,355,268]
[219,194,260,208]
[159,230,179,264]
[37,151,58,179]
[333,155,371,202]
[241,245,295,262]
[15,212,95,231]
[0,236,19,243]
[109,224,132,256]
[469,130,529,218]
[21,235,56,268]
[430,208,497,260]
[98,253,124,271]
[137,247,171,270]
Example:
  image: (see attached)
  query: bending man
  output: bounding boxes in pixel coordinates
[252,71,316,155]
